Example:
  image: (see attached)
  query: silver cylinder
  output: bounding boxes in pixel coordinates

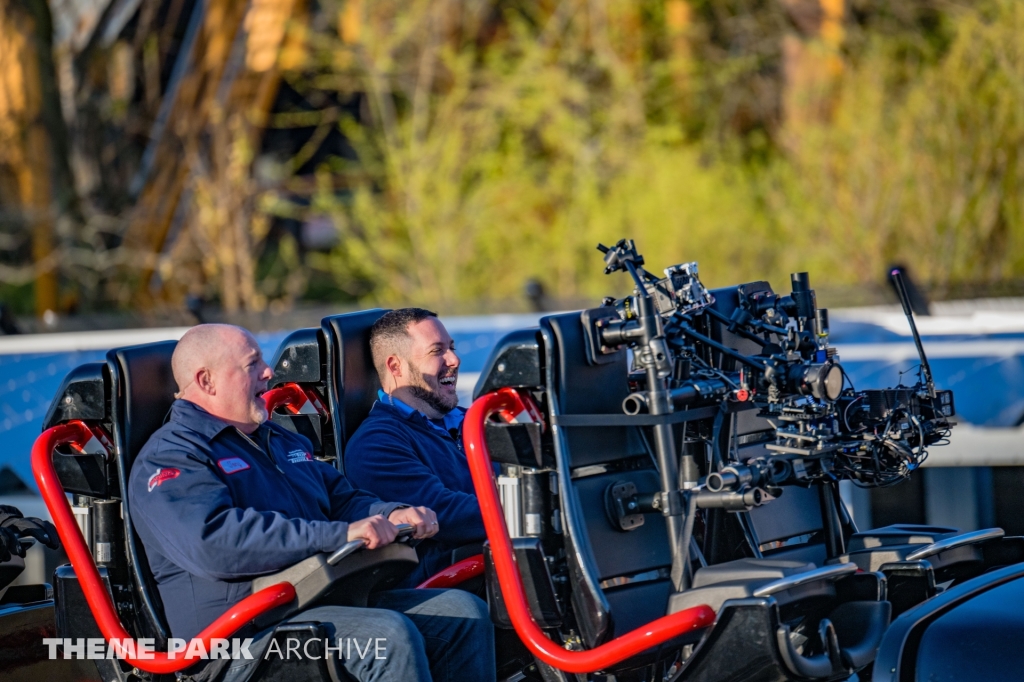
[497,474,523,538]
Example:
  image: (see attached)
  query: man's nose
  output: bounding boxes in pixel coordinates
[259,361,273,380]
[445,349,460,367]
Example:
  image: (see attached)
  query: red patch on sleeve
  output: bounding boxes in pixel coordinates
[147,468,180,492]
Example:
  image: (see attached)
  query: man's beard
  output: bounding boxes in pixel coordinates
[251,400,269,425]
[407,383,458,415]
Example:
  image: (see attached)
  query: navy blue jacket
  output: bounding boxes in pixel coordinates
[345,402,484,586]
[128,400,403,640]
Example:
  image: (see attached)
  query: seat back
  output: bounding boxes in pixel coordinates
[269,327,333,461]
[106,341,178,648]
[321,309,389,471]
[109,342,178,474]
[540,311,673,649]
[704,285,840,566]
[267,310,389,473]
[725,408,828,561]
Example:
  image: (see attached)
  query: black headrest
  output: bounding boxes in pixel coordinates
[107,341,177,469]
[541,311,631,415]
[321,309,389,451]
[747,482,824,544]
[540,312,644,469]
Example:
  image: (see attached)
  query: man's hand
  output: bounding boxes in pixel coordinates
[346,515,398,549]
[388,506,439,540]
[0,527,22,563]
[0,505,59,551]
[1,517,59,550]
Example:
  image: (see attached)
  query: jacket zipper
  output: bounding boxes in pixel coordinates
[237,428,312,516]
[236,428,285,474]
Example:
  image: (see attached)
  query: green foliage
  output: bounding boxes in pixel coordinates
[309,0,1024,306]
[761,0,1024,291]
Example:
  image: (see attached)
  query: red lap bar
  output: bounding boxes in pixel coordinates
[32,420,296,674]
[463,390,717,674]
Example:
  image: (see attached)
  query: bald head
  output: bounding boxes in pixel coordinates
[172,324,273,433]
[173,324,242,398]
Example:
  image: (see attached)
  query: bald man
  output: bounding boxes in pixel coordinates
[128,324,494,682]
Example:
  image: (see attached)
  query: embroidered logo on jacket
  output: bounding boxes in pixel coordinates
[286,449,313,464]
[147,468,180,492]
[217,457,251,474]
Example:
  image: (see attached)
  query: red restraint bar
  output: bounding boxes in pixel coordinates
[416,555,485,589]
[263,382,316,415]
[32,421,296,674]
[464,391,716,674]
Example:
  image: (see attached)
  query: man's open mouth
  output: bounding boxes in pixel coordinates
[439,374,457,387]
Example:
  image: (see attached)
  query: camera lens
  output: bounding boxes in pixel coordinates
[787,362,843,402]
[821,363,843,401]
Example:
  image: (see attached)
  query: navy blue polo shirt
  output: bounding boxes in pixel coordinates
[128,400,403,640]
[345,401,484,586]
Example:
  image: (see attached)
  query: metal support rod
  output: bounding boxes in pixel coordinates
[679,326,767,370]
[651,378,688,591]
[818,482,846,558]
[890,269,936,397]
[629,272,690,592]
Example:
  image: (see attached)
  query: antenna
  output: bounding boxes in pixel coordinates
[890,268,936,397]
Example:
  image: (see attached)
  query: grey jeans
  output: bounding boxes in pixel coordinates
[217,588,495,682]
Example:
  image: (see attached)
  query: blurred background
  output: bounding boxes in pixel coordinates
[1,0,1023,586]
[1,0,1022,323]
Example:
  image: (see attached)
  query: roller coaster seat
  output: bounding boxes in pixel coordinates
[540,312,675,648]
[703,287,1024,610]
[719,419,1021,614]
[721,411,959,571]
[269,309,390,470]
[39,339,416,682]
[42,341,178,653]
[535,311,895,678]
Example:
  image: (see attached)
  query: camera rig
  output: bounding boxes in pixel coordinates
[592,239,953,491]
[584,239,955,587]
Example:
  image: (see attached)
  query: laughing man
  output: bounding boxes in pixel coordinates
[345,309,484,586]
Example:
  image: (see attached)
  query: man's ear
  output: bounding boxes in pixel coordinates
[385,355,403,384]
[195,367,215,395]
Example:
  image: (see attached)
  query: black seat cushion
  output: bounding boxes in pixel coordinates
[669,558,820,614]
[841,524,960,572]
[846,524,958,552]
[107,340,178,648]
[691,558,816,588]
[321,310,388,467]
